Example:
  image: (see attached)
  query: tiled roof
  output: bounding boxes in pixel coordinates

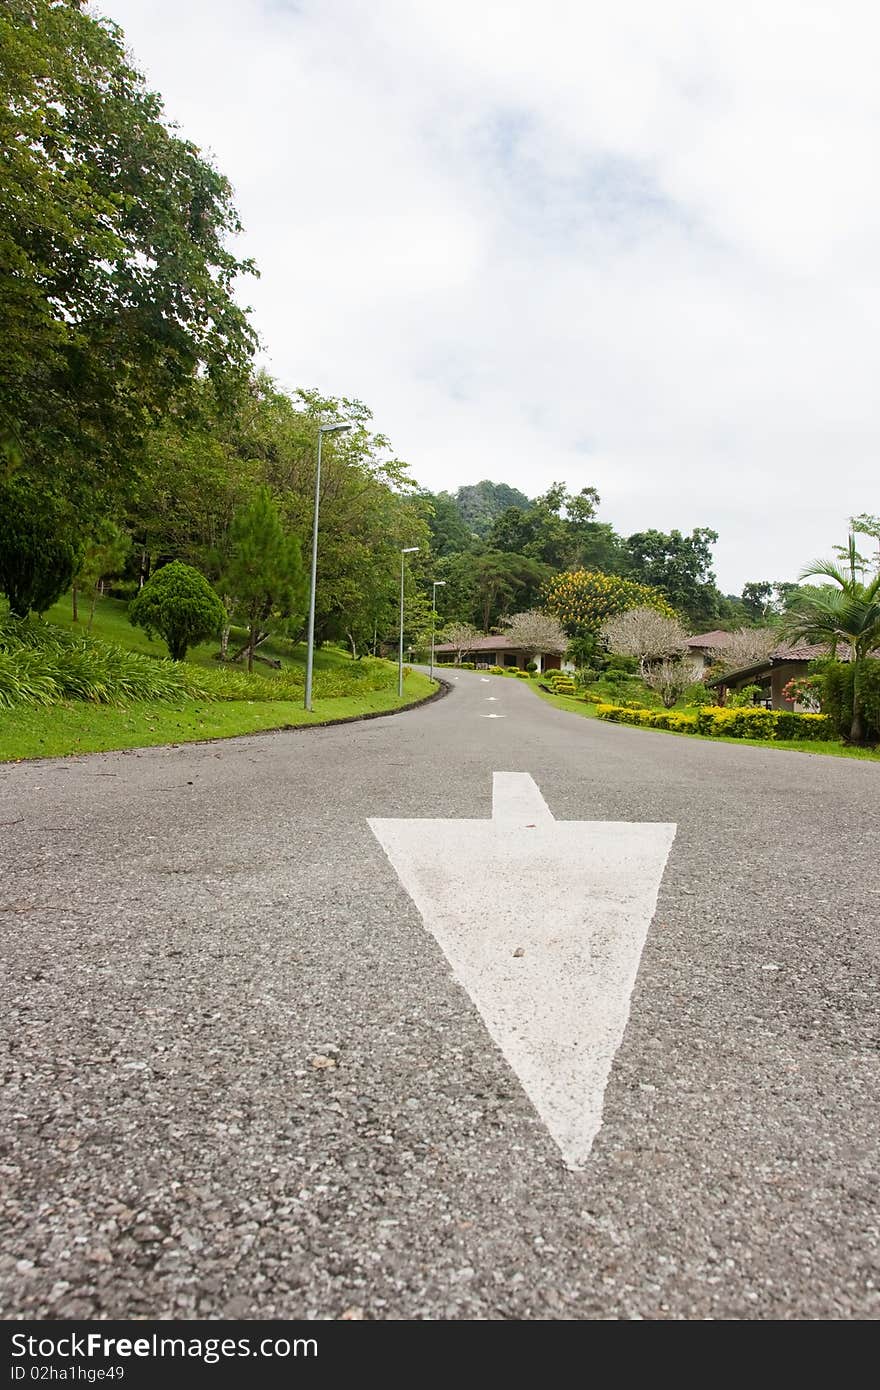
[709,643,854,685]
[769,642,838,661]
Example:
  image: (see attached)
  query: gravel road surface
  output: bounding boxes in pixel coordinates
[1,670,877,1319]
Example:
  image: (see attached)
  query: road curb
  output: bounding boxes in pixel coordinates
[271,673,453,735]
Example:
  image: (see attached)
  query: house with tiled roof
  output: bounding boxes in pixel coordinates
[432,634,572,673]
[710,643,846,710]
[684,630,735,677]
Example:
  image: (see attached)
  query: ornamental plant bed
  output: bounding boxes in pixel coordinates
[596,703,835,742]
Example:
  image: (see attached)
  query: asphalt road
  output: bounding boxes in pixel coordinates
[1,670,877,1320]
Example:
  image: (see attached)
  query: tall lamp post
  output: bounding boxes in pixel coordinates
[398,547,420,697]
[304,421,351,711]
[429,579,446,680]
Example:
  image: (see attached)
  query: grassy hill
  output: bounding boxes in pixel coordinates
[0,594,435,761]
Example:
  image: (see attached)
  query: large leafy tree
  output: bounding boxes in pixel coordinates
[625,528,721,625]
[544,570,676,639]
[1,0,256,513]
[782,535,880,743]
[741,580,798,621]
[421,491,475,557]
[489,483,608,570]
[471,552,552,631]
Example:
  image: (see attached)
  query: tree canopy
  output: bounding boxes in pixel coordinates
[1,0,256,514]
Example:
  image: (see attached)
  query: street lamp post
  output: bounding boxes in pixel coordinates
[304,421,351,711]
[398,547,420,697]
[429,579,446,680]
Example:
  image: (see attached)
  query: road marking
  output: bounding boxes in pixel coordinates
[481,713,505,718]
[369,773,676,1169]
[480,677,491,682]
[486,696,499,702]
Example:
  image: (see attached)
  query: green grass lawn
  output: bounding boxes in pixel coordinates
[526,676,880,762]
[1,593,437,761]
[43,592,350,676]
[0,671,436,762]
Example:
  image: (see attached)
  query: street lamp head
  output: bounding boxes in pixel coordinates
[318,421,352,434]
[433,579,447,586]
[402,546,420,554]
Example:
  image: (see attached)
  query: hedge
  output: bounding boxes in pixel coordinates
[596,704,835,742]
[819,659,880,740]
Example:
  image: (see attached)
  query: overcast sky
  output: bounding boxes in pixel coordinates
[102,0,877,592]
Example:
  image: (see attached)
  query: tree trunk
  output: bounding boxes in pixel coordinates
[87,587,98,631]
[219,622,230,661]
[71,586,79,622]
[849,659,866,743]
[247,625,255,673]
[347,630,358,659]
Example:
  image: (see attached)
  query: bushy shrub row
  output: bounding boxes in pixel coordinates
[542,669,577,695]
[597,703,835,742]
[596,704,698,733]
[818,659,880,740]
[0,621,400,708]
[0,620,203,707]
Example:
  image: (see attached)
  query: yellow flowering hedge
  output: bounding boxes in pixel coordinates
[597,704,835,741]
[543,570,676,637]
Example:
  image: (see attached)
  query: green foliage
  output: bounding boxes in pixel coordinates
[0,481,81,615]
[525,661,538,672]
[544,570,676,639]
[489,665,504,674]
[605,653,639,673]
[224,486,306,670]
[684,681,713,707]
[727,683,763,708]
[453,481,531,538]
[0,618,200,705]
[488,482,604,569]
[624,527,720,625]
[817,659,880,741]
[597,704,698,734]
[741,580,798,621]
[783,535,880,742]
[597,702,835,741]
[129,561,225,661]
[566,635,604,669]
[1,0,256,513]
[420,491,474,556]
[73,520,131,624]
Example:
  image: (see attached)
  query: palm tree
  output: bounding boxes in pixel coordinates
[783,535,880,743]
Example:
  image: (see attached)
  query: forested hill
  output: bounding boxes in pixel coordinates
[451,481,532,537]
[420,479,740,630]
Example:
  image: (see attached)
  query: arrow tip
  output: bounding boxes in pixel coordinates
[492,772,554,828]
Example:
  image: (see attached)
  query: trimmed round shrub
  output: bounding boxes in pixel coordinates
[128,562,225,661]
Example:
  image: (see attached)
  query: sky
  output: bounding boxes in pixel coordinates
[100,0,878,593]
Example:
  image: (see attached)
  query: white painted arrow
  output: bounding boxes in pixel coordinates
[369,773,676,1169]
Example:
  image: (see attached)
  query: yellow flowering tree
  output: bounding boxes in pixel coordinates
[543,570,676,639]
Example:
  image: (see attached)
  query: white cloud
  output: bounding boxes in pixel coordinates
[100,0,879,590]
